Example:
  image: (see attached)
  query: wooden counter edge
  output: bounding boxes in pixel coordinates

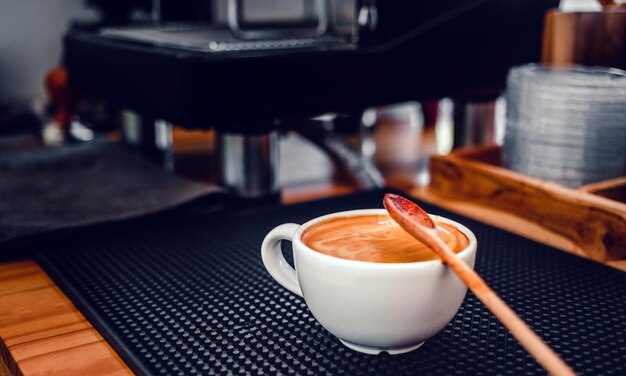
[0,262,132,376]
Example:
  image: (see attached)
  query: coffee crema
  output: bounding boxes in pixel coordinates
[301,214,468,263]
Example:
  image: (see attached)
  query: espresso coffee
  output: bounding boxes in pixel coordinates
[302,214,468,263]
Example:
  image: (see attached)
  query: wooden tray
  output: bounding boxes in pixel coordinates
[429,145,626,268]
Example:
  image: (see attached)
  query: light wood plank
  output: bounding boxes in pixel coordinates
[0,285,91,348]
[10,329,128,376]
[0,262,52,298]
[0,261,133,375]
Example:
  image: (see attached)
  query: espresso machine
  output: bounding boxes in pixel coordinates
[63,0,558,198]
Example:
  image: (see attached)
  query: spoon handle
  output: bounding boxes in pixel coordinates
[384,194,576,376]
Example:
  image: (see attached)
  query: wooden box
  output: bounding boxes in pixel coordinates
[429,145,626,269]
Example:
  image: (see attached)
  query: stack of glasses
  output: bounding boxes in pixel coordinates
[503,64,626,188]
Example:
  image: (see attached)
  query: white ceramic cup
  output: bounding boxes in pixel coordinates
[261,209,477,355]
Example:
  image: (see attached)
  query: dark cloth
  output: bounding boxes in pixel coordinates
[0,137,222,244]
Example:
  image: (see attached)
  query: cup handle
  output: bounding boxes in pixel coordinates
[261,223,303,297]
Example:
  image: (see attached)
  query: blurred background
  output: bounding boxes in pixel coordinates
[0,0,624,244]
[0,0,356,103]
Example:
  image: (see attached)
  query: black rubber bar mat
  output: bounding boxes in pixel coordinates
[36,190,626,375]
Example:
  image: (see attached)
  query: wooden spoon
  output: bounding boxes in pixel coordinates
[383,193,576,376]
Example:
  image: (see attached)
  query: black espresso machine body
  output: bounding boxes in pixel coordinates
[62,0,558,199]
[64,0,558,131]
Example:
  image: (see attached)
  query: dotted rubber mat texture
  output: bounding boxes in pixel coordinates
[37,190,626,375]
